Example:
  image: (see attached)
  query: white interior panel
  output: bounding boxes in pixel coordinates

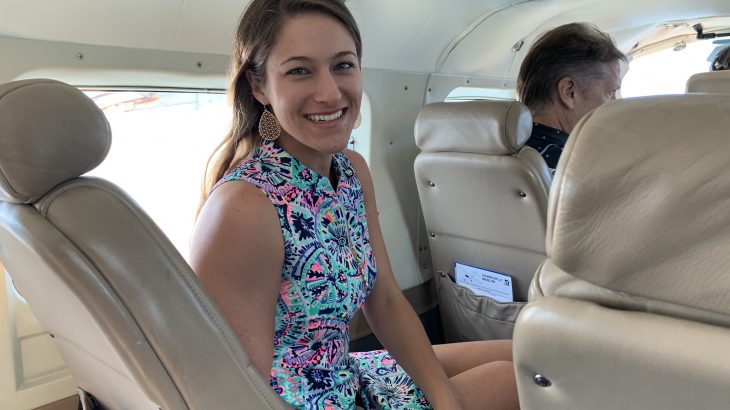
[0,270,75,410]
[0,0,183,51]
[2,0,730,78]
[0,36,229,88]
[176,0,248,54]
[362,68,433,289]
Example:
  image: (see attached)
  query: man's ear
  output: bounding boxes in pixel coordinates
[556,76,579,110]
[246,70,270,106]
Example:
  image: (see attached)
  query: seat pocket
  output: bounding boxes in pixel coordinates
[437,271,526,342]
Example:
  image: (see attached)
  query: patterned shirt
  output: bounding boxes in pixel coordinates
[217,140,430,409]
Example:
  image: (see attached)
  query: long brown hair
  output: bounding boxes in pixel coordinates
[199,0,362,212]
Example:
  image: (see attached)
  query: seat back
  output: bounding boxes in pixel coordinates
[0,79,288,410]
[686,70,730,93]
[413,100,550,340]
[516,94,730,410]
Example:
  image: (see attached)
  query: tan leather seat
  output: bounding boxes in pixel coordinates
[686,70,730,93]
[515,94,730,409]
[414,100,551,341]
[0,79,289,410]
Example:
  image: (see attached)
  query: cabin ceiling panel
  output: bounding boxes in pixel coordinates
[0,0,183,51]
[441,0,730,79]
[0,0,729,78]
[0,0,537,73]
[349,0,521,72]
[175,0,248,54]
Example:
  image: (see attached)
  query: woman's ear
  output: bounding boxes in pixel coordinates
[246,70,270,105]
[556,76,579,110]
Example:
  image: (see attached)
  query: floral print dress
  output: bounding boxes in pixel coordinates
[217,140,431,410]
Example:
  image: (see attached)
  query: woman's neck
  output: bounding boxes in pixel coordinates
[276,133,334,181]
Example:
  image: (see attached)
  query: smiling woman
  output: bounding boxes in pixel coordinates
[189,1,518,409]
[4,0,730,409]
[250,12,363,166]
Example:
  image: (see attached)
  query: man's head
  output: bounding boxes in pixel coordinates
[517,23,627,133]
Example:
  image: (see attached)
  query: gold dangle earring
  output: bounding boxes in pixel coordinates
[353,112,362,129]
[259,105,281,141]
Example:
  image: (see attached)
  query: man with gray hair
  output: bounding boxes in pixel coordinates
[517,22,627,171]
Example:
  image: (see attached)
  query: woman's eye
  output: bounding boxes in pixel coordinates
[286,67,309,76]
[334,61,357,71]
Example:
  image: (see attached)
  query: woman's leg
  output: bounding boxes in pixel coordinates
[433,341,518,409]
[433,340,512,377]
[449,360,519,410]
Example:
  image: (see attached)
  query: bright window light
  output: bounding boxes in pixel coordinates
[622,39,729,98]
[83,90,372,260]
[84,91,230,259]
[446,87,516,102]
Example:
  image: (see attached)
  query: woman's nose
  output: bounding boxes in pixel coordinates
[314,71,342,103]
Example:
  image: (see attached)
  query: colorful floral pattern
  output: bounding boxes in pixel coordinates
[218,140,430,409]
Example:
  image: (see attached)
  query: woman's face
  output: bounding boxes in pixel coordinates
[252,12,362,155]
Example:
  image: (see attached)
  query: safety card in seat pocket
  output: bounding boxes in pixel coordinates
[454,261,513,302]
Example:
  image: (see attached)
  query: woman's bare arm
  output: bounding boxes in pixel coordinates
[189,181,284,380]
[345,150,464,410]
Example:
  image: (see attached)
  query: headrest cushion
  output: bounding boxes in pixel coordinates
[549,94,730,314]
[414,100,532,155]
[0,79,111,204]
[686,70,730,94]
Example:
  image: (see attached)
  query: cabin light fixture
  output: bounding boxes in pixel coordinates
[512,39,524,52]
[673,41,687,52]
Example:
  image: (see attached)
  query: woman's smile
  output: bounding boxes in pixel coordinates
[305,108,346,124]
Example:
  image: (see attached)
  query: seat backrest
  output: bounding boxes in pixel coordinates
[516,94,730,410]
[0,79,288,410]
[686,70,730,93]
[413,100,550,306]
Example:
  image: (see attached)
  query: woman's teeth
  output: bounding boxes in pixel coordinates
[306,110,343,122]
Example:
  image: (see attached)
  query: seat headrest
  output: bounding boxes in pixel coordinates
[686,70,730,94]
[414,100,532,154]
[0,79,111,204]
[549,94,730,315]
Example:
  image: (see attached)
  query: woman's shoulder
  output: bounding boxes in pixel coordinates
[203,179,273,224]
[342,149,370,179]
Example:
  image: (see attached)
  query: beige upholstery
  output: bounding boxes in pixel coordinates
[0,79,289,410]
[516,94,730,410]
[414,100,550,341]
[686,70,730,94]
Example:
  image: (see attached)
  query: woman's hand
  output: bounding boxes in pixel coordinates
[429,383,465,410]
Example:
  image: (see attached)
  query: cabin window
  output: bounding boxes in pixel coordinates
[83,89,372,259]
[445,87,517,102]
[83,90,229,259]
[622,39,729,97]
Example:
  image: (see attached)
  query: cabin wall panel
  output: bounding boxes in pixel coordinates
[425,73,517,104]
[0,36,228,89]
[362,68,433,290]
[0,268,75,410]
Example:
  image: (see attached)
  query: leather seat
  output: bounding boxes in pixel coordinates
[515,94,730,409]
[414,100,551,341]
[686,70,730,93]
[0,79,289,409]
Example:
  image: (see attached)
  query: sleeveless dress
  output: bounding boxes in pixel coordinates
[217,140,431,410]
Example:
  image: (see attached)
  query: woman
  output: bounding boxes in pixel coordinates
[190,1,519,408]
